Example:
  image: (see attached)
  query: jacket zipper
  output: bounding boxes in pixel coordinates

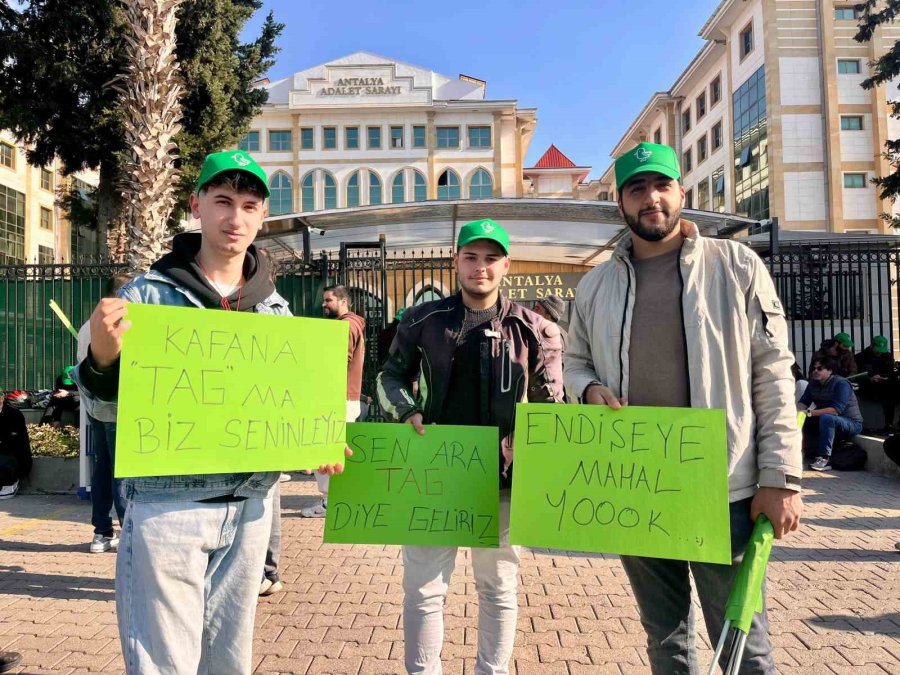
[676,257,693,407]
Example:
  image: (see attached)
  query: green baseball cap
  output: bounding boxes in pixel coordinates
[196,149,269,197]
[456,218,510,255]
[61,365,75,386]
[615,142,681,190]
[873,335,889,354]
[834,332,854,349]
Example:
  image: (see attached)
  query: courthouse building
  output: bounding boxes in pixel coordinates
[598,0,900,234]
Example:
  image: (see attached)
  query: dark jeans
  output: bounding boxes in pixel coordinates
[0,455,18,486]
[620,497,775,675]
[264,481,281,582]
[815,414,863,458]
[89,417,127,535]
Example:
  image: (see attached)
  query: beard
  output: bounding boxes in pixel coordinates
[623,205,681,242]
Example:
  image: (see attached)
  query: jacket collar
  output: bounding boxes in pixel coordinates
[139,268,289,310]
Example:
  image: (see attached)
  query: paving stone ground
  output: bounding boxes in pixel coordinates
[1,469,898,674]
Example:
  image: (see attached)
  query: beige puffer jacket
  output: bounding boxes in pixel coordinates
[564,220,802,502]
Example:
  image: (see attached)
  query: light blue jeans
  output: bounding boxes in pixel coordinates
[116,495,272,674]
[402,492,519,675]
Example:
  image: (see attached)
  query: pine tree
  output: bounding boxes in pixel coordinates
[855,0,900,228]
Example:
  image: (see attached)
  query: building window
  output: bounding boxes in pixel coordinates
[238,131,259,152]
[732,66,769,221]
[323,126,337,150]
[324,172,337,210]
[713,167,726,213]
[653,127,662,144]
[685,188,694,209]
[697,177,710,211]
[696,92,707,120]
[711,75,722,105]
[40,168,53,192]
[413,125,426,148]
[347,172,360,208]
[682,108,692,133]
[841,115,864,131]
[834,7,860,20]
[368,170,382,205]
[838,59,861,74]
[740,22,754,60]
[844,173,867,188]
[0,185,26,262]
[345,127,359,149]
[436,127,460,149]
[367,126,382,149]
[468,126,492,148]
[0,142,14,170]
[437,169,460,200]
[599,191,610,201]
[300,128,314,150]
[698,136,708,163]
[269,130,292,152]
[301,173,315,211]
[469,169,493,199]
[390,126,404,149]
[392,172,405,203]
[683,148,693,174]
[40,206,53,230]
[268,173,293,215]
[38,245,54,264]
[413,170,427,202]
[712,121,723,150]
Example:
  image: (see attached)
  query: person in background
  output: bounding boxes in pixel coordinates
[0,391,32,500]
[378,307,406,366]
[855,335,897,434]
[532,295,568,353]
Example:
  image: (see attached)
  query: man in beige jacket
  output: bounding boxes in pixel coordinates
[565,142,802,674]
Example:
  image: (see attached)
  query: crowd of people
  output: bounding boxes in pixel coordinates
[9,139,892,674]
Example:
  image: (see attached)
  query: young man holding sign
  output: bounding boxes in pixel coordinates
[377,219,565,675]
[75,150,347,674]
[565,143,803,674]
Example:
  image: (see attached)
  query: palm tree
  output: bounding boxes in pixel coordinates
[117,0,184,270]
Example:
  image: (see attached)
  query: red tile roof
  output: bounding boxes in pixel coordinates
[531,144,578,169]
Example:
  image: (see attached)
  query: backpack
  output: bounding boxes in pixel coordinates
[830,441,867,471]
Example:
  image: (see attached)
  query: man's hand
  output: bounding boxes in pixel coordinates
[406,412,426,435]
[750,487,802,539]
[317,445,354,476]
[583,384,626,409]
[89,298,131,369]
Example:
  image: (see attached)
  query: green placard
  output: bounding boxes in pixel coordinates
[510,404,731,564]
[324,423,500,548]
[115,304,348,477]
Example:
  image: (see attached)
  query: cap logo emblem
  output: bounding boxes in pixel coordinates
[635,148,652,163]
[232,153,251,167]
[481,221,495,233]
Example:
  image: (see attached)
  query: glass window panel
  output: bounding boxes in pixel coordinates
[367,126,382,149]
[368,171,382,205]
[437,170,460,200]
[390,126,404,148]
[324,173,337,210]
[841,116,863,130]
[844,173,866,188]
[413,126,426,148]
[392,172,405,203]
[345,127,359,149]
[238,131,259,152]
[436,127,460,148]
[469,169,493,199]
[347,172,360,207]
[323,127,337,149]
[269,130,292,151]
[268,173,293,215]
[301,173,315,211]
[413,171,427,201]
[300,128,314,149]
[468,126,492,148]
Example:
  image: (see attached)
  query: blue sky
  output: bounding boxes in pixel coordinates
[245,0,723,178]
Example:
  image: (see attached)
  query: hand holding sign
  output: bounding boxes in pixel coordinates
[90,298,132,368]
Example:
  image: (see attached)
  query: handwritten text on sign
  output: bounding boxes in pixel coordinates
[509,404,731,564]
[324,423,500,547]
[115,304,348,477]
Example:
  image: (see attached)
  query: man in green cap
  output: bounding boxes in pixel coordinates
[74,149,348,673]
[855,335,897,433]
[377,218,564,674]
[565,142,803,674]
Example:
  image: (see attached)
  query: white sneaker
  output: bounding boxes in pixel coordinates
[810,457,831,472]
[90,532,119,553]
[0,481,18,500]
[279,473,292,483]
[299,501,327,518]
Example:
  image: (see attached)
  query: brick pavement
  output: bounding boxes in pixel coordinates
[0,469,898,674]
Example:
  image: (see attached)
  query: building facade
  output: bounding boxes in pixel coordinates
[601,0,900,233]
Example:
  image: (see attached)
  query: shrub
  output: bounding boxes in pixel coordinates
[27,424,80,459]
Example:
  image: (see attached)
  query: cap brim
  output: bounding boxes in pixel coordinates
[197,168,271,198]
[617,164,681,190]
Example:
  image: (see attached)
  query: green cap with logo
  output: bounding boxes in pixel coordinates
[456,218,510,255]
[61,365,76,386]
[615,142,681,190]
[196,149,270,197]
[834,332,854,349]
[873,335,889,354]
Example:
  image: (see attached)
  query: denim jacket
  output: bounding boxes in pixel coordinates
[74,269,289,503]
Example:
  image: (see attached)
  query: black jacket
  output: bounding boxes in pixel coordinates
[376,293,565,488]
[0,404,32,478]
